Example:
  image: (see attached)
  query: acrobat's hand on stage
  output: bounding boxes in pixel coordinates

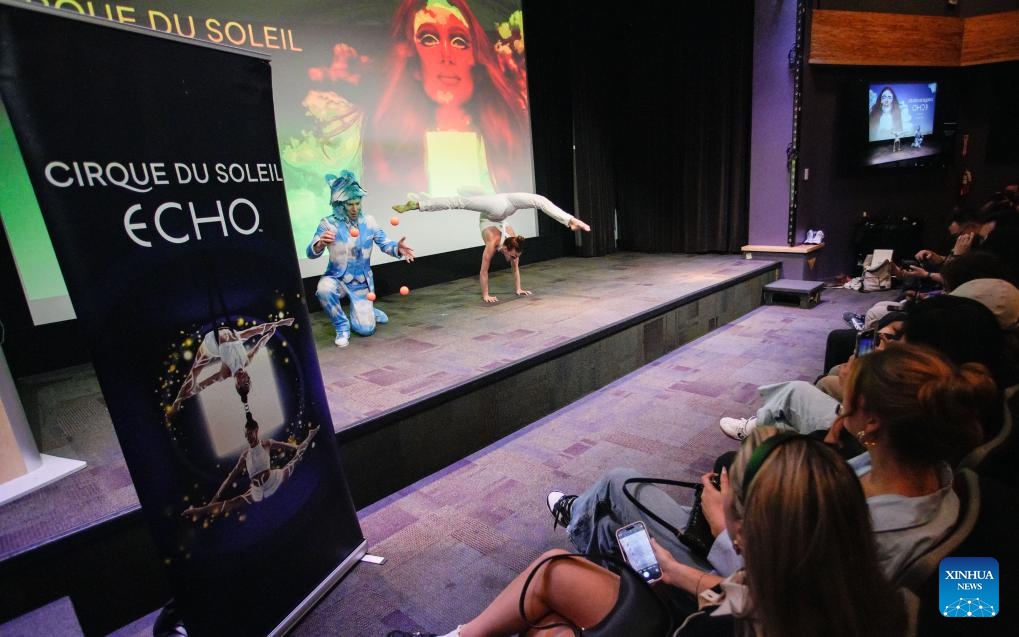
[569,218,591,232]
[516,289,532,297]
[483,294,499,303]
[392,200,419,213]
[398,237,415,262]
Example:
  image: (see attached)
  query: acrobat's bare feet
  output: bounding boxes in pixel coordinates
[293,426,320,460]
[392,200,419,213]
[483,295,499,303]
[300,426,320,450]
[569,218,591,232]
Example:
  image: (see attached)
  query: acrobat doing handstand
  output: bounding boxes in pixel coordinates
[181,413,319,520]
[393,193,591,303]
[169,318,295,417]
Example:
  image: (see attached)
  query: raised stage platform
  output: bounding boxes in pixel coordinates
[0,252,780,635]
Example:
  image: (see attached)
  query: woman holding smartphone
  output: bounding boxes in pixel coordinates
[386,431,905,637]
[549,345,994,590]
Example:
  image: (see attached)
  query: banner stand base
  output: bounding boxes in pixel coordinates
[269,539,368,636]
[0,454,86,506]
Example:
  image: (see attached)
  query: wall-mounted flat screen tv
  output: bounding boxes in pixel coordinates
[864,82,942,168]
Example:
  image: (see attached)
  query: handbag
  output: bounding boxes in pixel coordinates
[622,452,736,559]
[623,477,715,558]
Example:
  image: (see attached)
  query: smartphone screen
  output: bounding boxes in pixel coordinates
[855,328,877,357]
[615,521,662,584]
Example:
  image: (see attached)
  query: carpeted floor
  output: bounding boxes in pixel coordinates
[0,253,775,562]
[277,285,894,637]
[4,256,896,635]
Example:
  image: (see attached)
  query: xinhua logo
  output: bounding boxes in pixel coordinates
[939,557,999,618]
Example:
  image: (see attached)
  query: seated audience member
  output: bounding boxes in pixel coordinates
[815,311,905,401]
[725,293,1009,445]
[560,346,992,590]
[914,207,985,271]
[387,432,905,637]
[824,345,993,576]
[971,201,1019,282]
[861,209,980,314]
[948,278,1019,384]
[939,250,1013,291]
[951,277,1019,332]
[856,205,1011,330]
[845,250,1009,351]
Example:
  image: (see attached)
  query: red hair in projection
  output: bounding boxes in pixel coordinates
[369,0,529,193]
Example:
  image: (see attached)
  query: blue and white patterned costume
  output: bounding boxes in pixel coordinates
[308,171,405,341]
[307,211,401,339]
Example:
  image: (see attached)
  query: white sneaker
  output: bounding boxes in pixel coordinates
[334,334,349,348]
[719,416,757,440]
[546,491,577,530]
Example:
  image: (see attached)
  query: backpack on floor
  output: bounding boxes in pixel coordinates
[861,253,893,292]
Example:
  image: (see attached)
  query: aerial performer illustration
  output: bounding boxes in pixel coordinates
[393,192,591,302]
[308,170,415,347]
[181,413,319,520]
[169,317,295,417]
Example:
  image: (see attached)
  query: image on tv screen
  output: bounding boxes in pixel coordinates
[865,82,941,167]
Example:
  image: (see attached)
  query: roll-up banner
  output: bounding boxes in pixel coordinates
[0,3,364,635]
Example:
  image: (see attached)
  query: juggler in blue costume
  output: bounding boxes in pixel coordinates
[307,171,415,347]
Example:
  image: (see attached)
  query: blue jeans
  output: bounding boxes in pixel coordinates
[565,468,711,571]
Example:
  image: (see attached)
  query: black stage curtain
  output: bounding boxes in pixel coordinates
[613,1,754,253]
[524,0,615,257]
[524,0,754,256]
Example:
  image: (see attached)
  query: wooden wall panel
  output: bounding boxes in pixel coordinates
[961,10,1019,66]
[809,10,962,67]
[810,9,1019,67]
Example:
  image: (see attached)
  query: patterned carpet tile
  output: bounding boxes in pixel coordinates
[6,258,902,635]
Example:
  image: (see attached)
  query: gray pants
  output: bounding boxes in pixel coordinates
[757,380,840,433]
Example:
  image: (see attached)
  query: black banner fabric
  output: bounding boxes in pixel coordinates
[0,4,364,635]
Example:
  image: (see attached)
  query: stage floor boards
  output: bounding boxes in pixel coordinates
[314,252,774,429]
[0,252,772,562]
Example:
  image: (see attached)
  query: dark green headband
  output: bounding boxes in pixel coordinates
[741,432,804,493]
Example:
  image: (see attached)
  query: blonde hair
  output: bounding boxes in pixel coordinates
[844,343,996,465]
[731,429,905,637]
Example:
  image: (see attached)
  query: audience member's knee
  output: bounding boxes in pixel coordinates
[787,379,816,393]
[604,467,641,486]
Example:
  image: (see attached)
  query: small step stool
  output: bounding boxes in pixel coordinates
[763,279,823,309]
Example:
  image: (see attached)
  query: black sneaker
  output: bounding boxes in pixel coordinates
[547,491,578,530]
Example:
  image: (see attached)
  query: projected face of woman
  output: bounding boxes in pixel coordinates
[880,89,894,112]
[413,3,475,108]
